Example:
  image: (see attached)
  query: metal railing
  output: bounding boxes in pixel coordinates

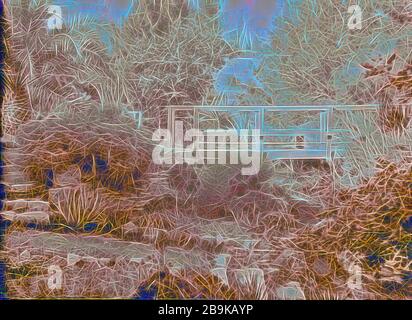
[164,104,380,161]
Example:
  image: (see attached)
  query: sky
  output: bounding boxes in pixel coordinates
[52,0,285,38]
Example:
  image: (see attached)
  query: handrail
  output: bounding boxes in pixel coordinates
[164,104,381,111]
[163,104,387,161]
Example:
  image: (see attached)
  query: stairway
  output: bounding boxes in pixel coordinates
[1,134,50,224]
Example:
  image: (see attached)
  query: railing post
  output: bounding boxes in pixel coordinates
[260,107,265,155]
[320,109,334,161]
[193,107,199,130]
[167,106,175,146]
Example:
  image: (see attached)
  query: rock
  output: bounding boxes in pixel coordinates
[276,281,306,300]
[313,257,331,276]
[67,253,82,266]
[1,211,50,223]
[234,268,267,300]
[214,254,231,268]
[19,249,31,263]
[27,201,50,212]
[211,267,229,286]
[54,166,82,187]
[122,222,137,234]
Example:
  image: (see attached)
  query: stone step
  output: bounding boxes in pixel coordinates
[2,151,25,164]
[1,133,17,146]
[1,210,50,223]
[2,172,31,185]
[5,183,37,192]
[4,230,160,298]
[5,230,159,263]
[4,199,50,212]
[2,164,23,172]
